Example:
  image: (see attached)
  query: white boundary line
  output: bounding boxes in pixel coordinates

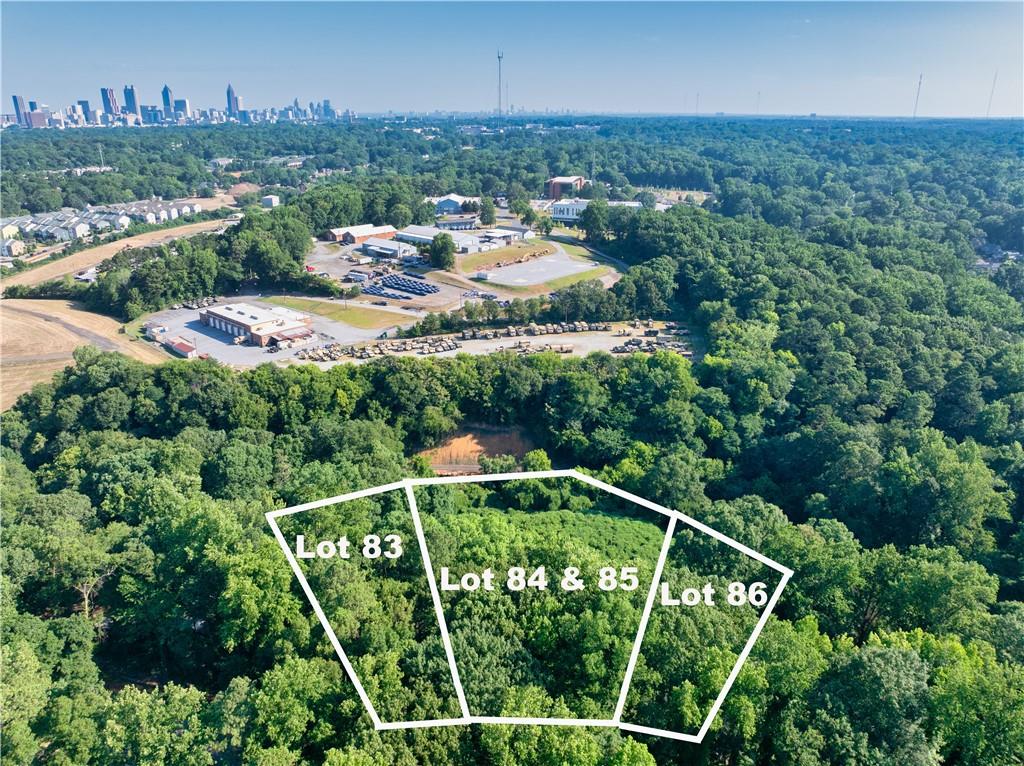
[265,511,384,728]
[469,716,617,727]
[613,515,677,722]
[266,470,792,741]
[403,481,472,722]
[695,572,791,740]
[266,482,470,730]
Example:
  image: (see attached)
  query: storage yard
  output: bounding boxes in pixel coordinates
[292,320,695,365]
[140,296,418,366]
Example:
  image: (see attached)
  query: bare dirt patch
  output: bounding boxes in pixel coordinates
[419,425,538,475]
[228,182,261,197]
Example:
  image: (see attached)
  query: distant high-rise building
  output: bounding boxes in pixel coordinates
[11,95,26,126]
[123,84,140,116]
[140,105,163,124]
[173,98,191,117]
[226,83,240,116]
[161,85,173,115]
[28,100,38,112]
[100,87,120,116]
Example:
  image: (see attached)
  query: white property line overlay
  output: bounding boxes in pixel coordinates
[613,515,678,722]
[266,469,793,740]
[403,483,471,720]
[266,481,467,731]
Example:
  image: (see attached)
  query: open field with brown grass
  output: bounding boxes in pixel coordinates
[0,299,167,409]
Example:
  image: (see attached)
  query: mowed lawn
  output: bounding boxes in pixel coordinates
[264,296,402,329]
[544,266,609,290]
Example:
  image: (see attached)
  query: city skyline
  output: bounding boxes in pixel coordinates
[1,2,1022,119]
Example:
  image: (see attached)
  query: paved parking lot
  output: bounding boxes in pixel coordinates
[144,296,415,366]
[304,239,463,310]
[484,252,596,286]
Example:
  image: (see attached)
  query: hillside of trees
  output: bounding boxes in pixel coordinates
[2,117,1023,765]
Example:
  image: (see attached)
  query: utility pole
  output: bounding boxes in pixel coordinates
[912,74,923,119]
[497,50,504,121]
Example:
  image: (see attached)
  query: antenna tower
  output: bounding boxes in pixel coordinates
[912,74,923,118]
[497,50,504,120]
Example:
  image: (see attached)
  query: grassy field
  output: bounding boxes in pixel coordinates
[554,239,594,259]
[264,296,403,329]
[544,266,609,290]
[458,241,555,273]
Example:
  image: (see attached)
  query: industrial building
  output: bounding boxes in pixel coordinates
[429,193,480,215]
[545,176,587,199]
[327,223,397,244]
[261,195,280,208]
[551,198,642,223]
[200,302,314,347]
[495,222,535,239]
[551,198,591,224]
[436,214,479,231]
[480,228,523,246]
[395,225,481,253]
[361,237,417,261]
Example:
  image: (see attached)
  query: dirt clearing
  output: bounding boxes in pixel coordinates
[419,425,538,474]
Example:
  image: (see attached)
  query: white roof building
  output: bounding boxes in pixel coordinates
[551,198,642,223]
[396,225,480,252]
[361,237,417,260]
[551,198,590,223]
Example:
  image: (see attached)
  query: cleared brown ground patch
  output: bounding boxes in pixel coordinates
[419,425,538,475]
[228,182,261,197]
[0,299,167,409]
[1,219,232,291]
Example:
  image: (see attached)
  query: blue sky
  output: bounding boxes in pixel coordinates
[2,2,1021,117]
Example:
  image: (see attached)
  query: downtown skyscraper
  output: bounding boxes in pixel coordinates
[11,95,27,126]
[226,83,243,116]
[123,84,140,117]
[100,87,119,116]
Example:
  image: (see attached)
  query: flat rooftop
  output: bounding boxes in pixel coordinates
[203,302,309,326]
